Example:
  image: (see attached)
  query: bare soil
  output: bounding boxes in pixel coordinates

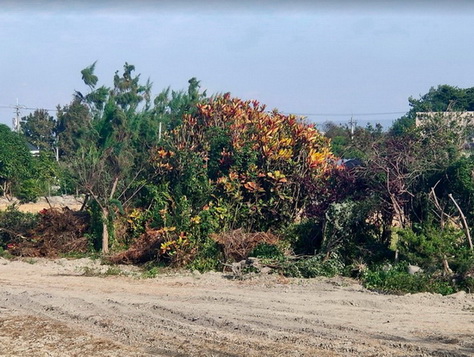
[0,196,83,213]
[0,257,473,356]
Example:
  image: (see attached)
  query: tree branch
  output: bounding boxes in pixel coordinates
[448,193,473,251]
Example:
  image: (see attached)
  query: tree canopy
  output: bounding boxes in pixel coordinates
[0,124,34,198]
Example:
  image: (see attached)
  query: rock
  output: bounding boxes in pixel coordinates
[246,257,262,270]
[407,264,424,275]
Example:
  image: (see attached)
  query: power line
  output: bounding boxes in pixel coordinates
[0,103,58,132]
[281,111,406,117]
[0,104,58,112]
[0,103,407,118]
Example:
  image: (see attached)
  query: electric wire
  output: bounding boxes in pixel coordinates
[0,104,407,118]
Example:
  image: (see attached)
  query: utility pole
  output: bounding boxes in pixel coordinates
[349,115,357,140]
[12,99,25,133]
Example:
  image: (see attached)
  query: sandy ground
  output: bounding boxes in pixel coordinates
[0,258,473,356]
[0,196,83,213]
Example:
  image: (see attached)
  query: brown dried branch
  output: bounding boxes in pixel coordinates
[211,229,279,262]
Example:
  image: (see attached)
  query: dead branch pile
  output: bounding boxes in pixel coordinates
[13,208,90,257]
[108,227,164,264]
[211,229,279,262]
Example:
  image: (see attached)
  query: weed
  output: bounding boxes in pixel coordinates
[80,265,125,277]
[104,266,123,276]
[142,266,159,278]
[0,247,13,259]
[80,266,99,276]
[60,251,101,260]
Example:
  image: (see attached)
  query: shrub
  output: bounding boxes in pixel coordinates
[361,263,456,295]
[396,225,471,275]
[151,94,335,234]
[249,242,284,259]
[187,237,222,272]
[461,277,474,293]
[281,252,345,278]
[280,219,323,255]
[0,205,37,247]
[322,200,384,264]
[0,247,13,259]
[15,179,41,203]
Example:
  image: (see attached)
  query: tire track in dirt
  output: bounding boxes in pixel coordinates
[0,258,473,356]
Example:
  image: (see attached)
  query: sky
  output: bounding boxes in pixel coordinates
[1,0,474,130]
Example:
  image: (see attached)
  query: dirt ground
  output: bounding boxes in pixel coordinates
[0,196,84,213]
[0,258,473,356]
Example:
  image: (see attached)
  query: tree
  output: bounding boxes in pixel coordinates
[0,125,34,198]
[20,109,57,153]
[68,63,152,253]
[323,121,384,159]
[321,122,350,157]
[352,109,473,247]
[56,100,92,159]
[152,77,207,131]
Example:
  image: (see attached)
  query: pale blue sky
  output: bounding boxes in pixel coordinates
[1,1,474,129]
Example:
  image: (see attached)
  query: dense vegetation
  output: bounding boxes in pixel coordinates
[1,65,473,294]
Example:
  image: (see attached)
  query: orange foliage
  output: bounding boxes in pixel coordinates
[150,94,337,229]
[177,94,334,177]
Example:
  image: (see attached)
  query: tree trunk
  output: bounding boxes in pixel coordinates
[102,207,109,254]
[442,255,453,276]
[448,194,473,251]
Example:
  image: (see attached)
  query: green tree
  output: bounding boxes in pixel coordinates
[153,77,207,131]
[20,109,57,154]
[0,125,34,198]
[68,62,152,253]
[391,84,474,136]
[56,100,92,159]
[351,109,473,251]
[323,121,384,159]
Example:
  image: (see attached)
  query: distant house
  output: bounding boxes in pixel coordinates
[26,142,40,157]
[415,111,474,127]
[336,158,362,169]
